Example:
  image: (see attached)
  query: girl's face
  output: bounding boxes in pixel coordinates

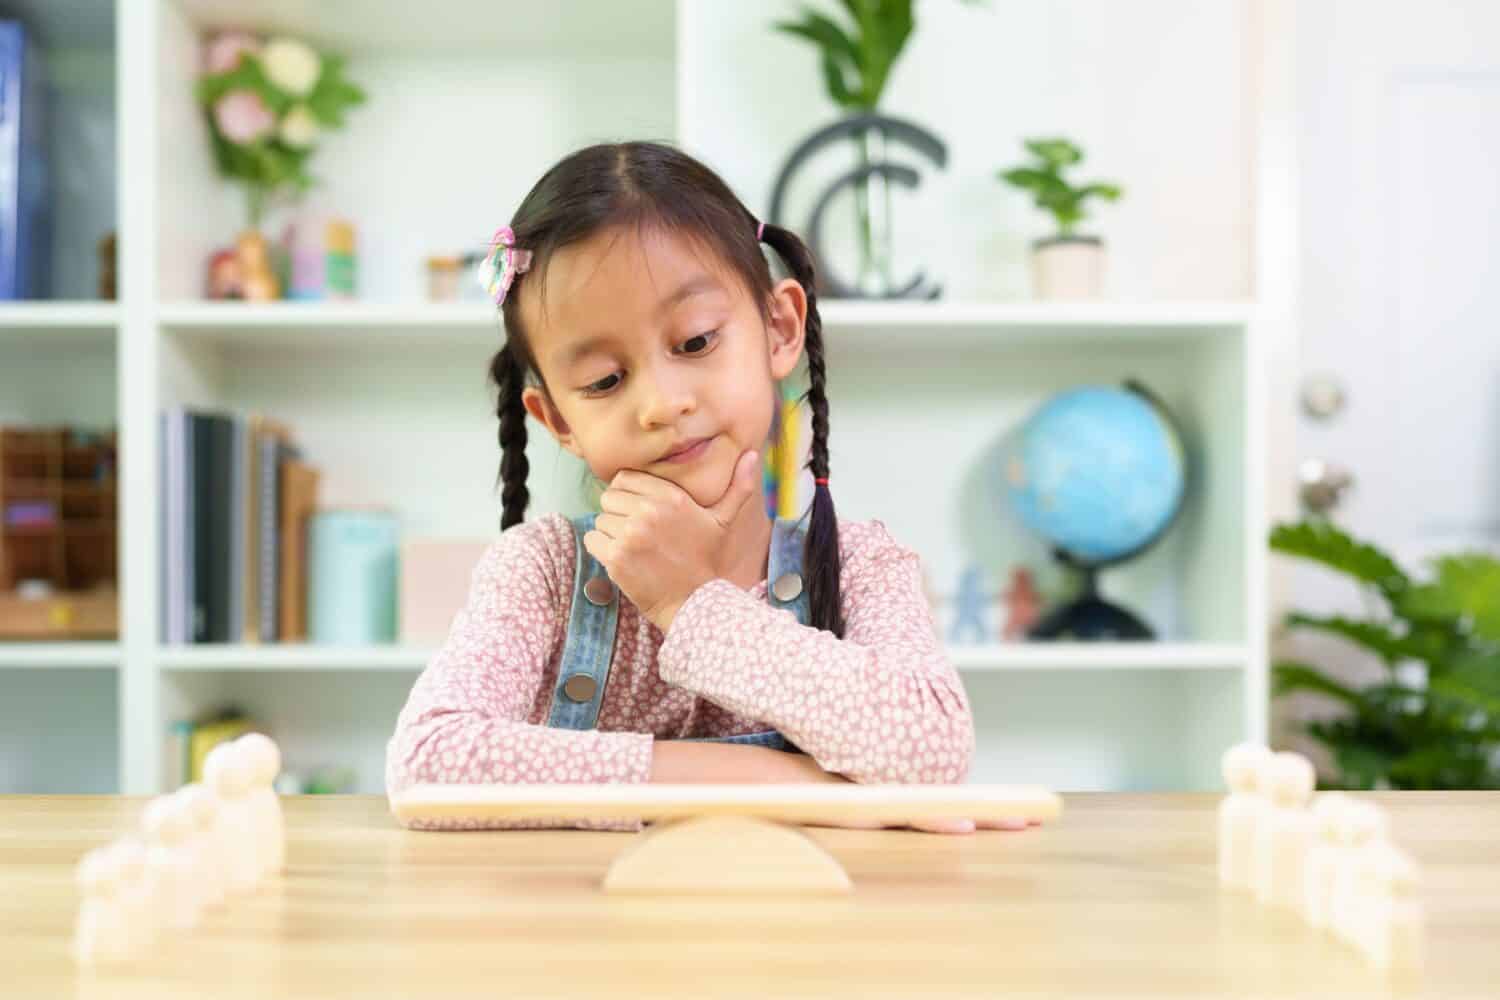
[520,224,807,509]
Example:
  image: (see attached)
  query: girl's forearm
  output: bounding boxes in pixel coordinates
[648,741,850,784]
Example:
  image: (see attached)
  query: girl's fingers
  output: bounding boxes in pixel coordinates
[906,817,976,835]
[598,489,647,516]
[594,511,627,538]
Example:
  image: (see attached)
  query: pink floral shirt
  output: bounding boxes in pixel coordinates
[385,513,974,830]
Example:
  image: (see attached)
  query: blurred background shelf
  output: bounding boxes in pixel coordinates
[156,299,1256,347]
[153,640,1249,675]
[0,641,120,668]
[0,303,119,340]
[157,643,434,672]
[947,642,1249,673]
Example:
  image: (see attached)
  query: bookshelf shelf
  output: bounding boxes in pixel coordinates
[157,643,435,672]
[149,641,1248,675]
[0,642,120,668]
[155,299,1255,353]
[947,642,1248,673]
[0,304,118,344]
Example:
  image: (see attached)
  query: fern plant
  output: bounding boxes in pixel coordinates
[1272,519,1500,789]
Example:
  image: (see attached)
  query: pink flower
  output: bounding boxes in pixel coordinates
[202,31,261,75]
[213,90,275,144]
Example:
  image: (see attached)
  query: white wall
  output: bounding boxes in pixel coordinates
[680,0,1251,302]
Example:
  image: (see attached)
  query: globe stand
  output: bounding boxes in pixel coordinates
[1027,556,1154,641]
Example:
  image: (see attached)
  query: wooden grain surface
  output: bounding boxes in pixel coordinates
[2,792,1498,999]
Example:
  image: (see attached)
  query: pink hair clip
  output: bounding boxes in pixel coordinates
[477,225,533,307]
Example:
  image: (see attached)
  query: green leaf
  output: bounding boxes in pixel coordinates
[1078,182,1123,202]
[1332,741,1396,790]
[775,12,866,109]
[1272,661,1363,708]
[1396,554,1500,641]
[1430,652,1500,714]
[999,167,1055,191]
[1283,612,1450,666]
[1024,138,1082,168]
[1269,520,1411,600]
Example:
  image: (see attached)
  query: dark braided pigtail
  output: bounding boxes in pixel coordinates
[758,222,845,638]
[490,341,531,531]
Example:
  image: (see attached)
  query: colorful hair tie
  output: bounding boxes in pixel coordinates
[477,225,532,307]
[814,477,829,486]
[756,221,765,242]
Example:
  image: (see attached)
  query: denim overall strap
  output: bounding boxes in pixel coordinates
[767,516,811,627]
[677,517,810,752]
[546,514,619,731]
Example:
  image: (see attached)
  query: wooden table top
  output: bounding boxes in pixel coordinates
[3,792,1498,999]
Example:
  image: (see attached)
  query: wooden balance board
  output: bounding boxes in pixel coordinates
[390,783,1064,897]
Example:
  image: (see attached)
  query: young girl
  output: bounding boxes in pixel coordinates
[386,141,1029,836]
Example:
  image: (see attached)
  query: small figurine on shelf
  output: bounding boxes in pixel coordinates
[1000,567,1042,641]
[948,564,989,645]
[235,231,280,301]
[206,248,242,299]
[283,213,356,300]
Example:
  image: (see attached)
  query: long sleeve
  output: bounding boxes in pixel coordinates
[384,516,654,831]
[656,520,974,785]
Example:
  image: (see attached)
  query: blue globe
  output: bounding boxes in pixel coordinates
[1004,383,1186,567]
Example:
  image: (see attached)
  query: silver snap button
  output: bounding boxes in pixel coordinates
[771,572,803,602]
[583,576,615,606]
[562,674,598,702]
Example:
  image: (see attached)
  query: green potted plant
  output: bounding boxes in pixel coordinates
[998,138,1121,300]
[774,0,984,296]
[1271,519,1500,790]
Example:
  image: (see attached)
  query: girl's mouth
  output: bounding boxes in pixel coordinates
[659,435,715,464]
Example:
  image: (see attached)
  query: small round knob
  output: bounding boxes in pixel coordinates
[1299,458,1354,514]
[771,572,803,602]
[562,674,598,703]
[583,576,615,606]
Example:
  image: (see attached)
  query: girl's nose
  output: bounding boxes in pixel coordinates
[637,368,697,429]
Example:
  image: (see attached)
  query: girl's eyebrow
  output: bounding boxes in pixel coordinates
[658,274,723,311]
[554,334,619,370]
[554,276,726,368]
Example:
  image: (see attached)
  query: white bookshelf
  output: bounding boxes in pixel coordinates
[1,0,1274,797]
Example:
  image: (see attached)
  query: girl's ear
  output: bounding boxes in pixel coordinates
[766,277,807,380]
[522,386,584,459]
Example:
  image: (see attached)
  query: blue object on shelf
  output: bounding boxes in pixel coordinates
[0,20,51,300]
[307,509,400,644]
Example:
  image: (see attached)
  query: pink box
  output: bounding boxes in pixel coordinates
[399,539,494,645]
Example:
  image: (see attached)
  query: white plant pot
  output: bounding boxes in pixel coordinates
[1031,236,1105,301]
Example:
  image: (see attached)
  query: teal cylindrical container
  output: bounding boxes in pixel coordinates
[307,509,400,644]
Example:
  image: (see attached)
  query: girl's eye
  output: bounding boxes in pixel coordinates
[678,330,719,354]
[583,373,620,397]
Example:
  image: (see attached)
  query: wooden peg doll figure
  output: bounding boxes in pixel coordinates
[1218,741,1274,888]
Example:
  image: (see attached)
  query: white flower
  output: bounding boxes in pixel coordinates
[279,105,320,148]
[261,38,321,97]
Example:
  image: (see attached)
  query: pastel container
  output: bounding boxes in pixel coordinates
[307,509,400,644]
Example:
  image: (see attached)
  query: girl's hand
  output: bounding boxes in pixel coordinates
[585,449,762,632]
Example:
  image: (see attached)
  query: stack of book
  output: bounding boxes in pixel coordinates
[158,409,320,644]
